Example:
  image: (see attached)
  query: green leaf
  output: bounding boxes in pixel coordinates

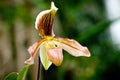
[4,72,18,80]
[17,65,30,80]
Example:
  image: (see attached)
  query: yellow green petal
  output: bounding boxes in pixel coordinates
[39,41,52,70]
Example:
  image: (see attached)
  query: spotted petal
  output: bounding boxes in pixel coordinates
[56,38,90,57]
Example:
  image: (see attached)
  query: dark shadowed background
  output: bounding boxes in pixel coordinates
[0,0,120,80]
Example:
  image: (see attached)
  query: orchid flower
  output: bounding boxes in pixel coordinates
[25,2,90,70]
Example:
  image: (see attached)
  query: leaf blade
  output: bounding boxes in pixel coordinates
[17,65,30,80]
[4,72,18,80]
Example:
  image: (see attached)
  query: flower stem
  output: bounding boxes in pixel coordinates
[37,55,41,80]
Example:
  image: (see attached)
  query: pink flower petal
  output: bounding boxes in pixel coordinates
[46,46,63,66]
[24,39,45,65]
[56,38,90,57]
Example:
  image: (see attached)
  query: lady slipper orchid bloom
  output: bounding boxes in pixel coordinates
[25,2,90,70]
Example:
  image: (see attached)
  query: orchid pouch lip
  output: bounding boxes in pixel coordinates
[25,2,91,70]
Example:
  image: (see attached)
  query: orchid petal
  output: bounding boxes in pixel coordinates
[39,41,52,70]
[46,43,63,66]
[56,38,90,57]
[35,2,58,37]
[24,39,45,65]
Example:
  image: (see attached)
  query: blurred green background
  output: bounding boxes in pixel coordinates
[0,0,120,80]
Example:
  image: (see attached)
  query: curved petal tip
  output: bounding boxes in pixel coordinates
[51,1,58,11]
[82,47,91,57]
[24,57,34,65]
[57,38,91,57]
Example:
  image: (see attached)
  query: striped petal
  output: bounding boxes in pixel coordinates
[56,38,91,57]
[35,2,58,37]
[24,39,45,65]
